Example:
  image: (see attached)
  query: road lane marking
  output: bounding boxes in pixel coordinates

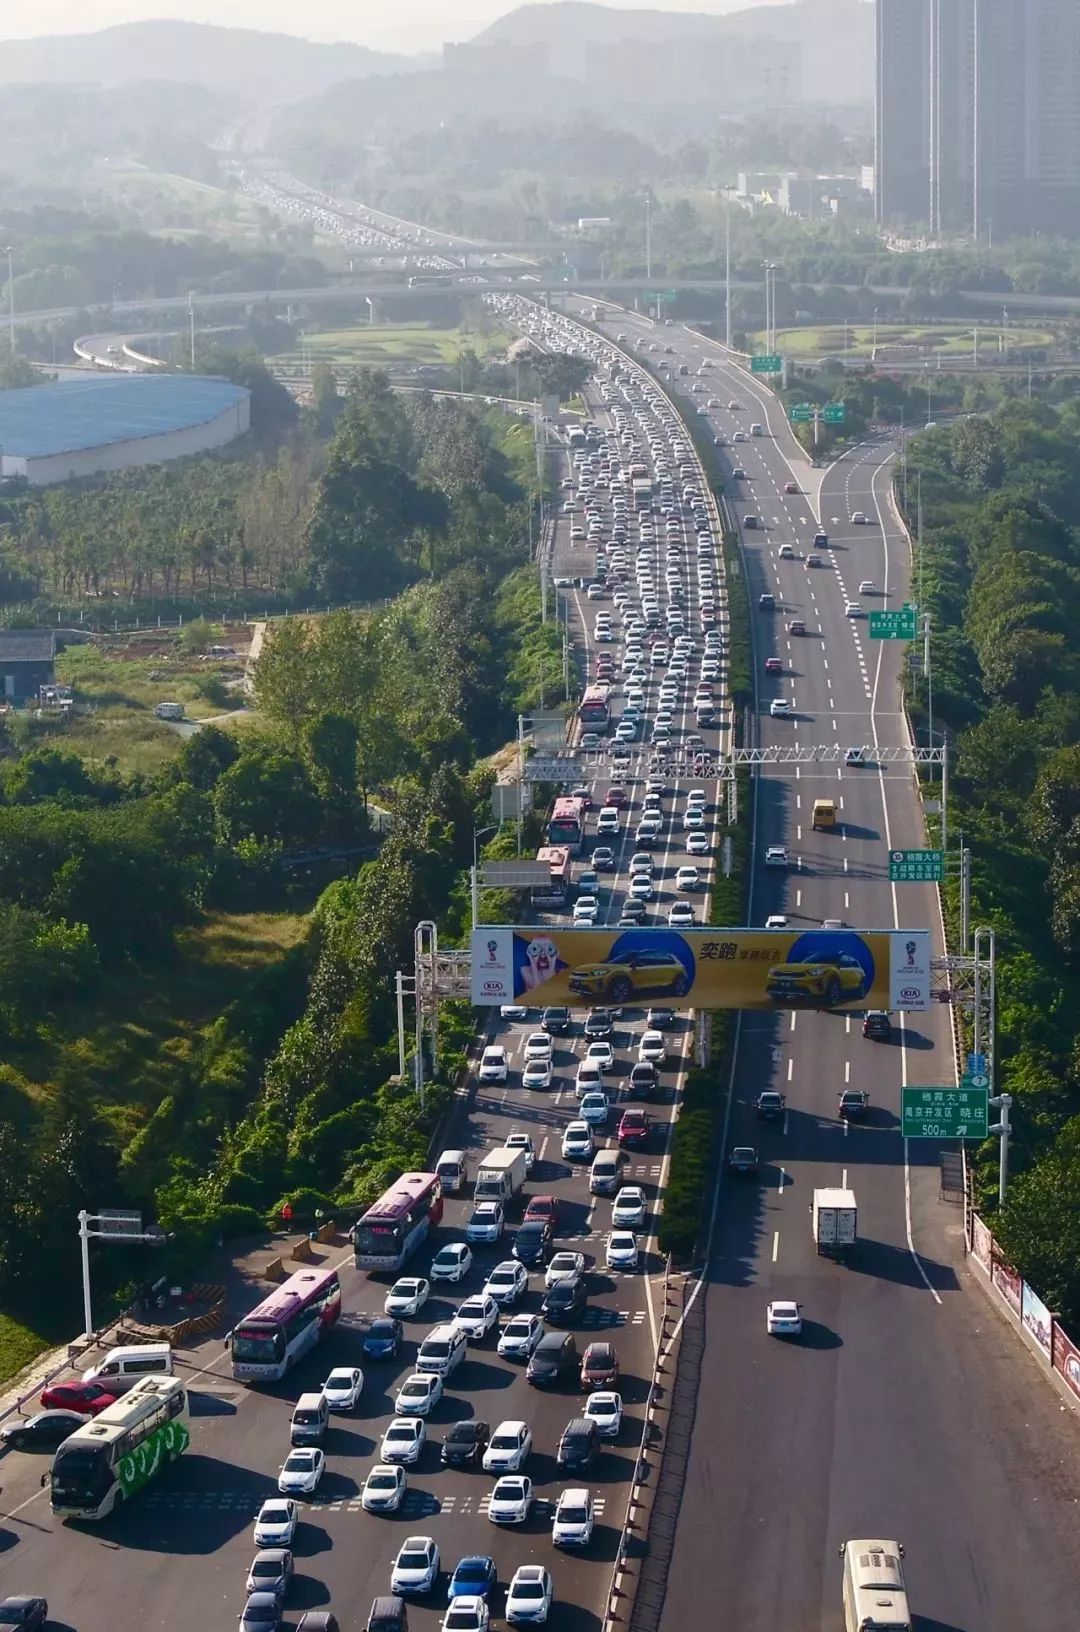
[778,1166,787,1193]
[771,1231,780,1262]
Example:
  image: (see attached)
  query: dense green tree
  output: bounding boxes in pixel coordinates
[213,747,320,848]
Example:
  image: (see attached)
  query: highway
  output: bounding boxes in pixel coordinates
[0,316,729,1632]
[574,303,1080,1629]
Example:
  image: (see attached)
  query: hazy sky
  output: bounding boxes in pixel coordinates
[1,0,789,54]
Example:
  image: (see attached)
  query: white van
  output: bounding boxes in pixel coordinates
[154,701,185,721]
[291,1391,330,1445]
[84,1342,174,1393]
[416,1323,467,1378]
[435,1150,468,1194]
[840,1539,910,1631]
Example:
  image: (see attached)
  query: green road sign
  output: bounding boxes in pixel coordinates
[902,1086,989,1140]
[789,404,814,423]
[752,354,782,374]
[869,605,918,640]
[823,403,845,423]
[889,848,944,883]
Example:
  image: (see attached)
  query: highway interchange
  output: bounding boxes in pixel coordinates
[0,312,724,1632]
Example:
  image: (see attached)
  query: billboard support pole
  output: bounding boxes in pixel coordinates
[395,972,407,1079]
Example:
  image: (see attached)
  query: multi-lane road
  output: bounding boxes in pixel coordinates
[575,302,1080,1630]
[0,312,728,1632]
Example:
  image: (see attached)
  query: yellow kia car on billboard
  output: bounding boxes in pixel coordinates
[568,946,692,1003]
[764,950,870,1007]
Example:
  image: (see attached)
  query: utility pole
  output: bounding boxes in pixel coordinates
[989,1094,1012,1206]
[724,200,732,349]
[644,195,652,281]
[188,290,196,371]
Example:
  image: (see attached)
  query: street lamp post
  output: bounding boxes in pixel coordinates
[4,245,14,356]
[188,291,196,371]
[871,307,879,358]
[472,824,499,929]
[644,195,652,282]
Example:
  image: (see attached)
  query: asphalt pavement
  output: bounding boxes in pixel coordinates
[578,305,1080,1630]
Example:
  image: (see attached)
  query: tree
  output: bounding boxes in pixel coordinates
[310,363,342,436]
[302,711,360,825]
[213,747,320,847]
[169,725,241,792]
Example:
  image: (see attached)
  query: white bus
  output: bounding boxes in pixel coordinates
[46,1373,189,1520]
[840,1539,911,1631]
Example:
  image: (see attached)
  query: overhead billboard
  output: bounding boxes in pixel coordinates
[470,927,931,1012]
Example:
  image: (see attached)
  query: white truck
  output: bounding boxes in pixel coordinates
[811,1188,857,1257]
[474,1147,529,1206]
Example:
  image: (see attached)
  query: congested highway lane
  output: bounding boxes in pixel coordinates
[582,305,1080,1628]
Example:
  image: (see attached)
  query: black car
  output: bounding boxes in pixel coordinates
[627,1062,659,1100]
[513,1221,552,1267]
[441,1419,490,1468]
[583,1010,615,1040]
[241,1594,283,1632]
[756,1091,786,1121]
[0,1602,48,1632]
[0,1411,83,1451]
[542,1277,588,1326]
[296,1617,340,1632]
[363,1317,403,1360]
[557,1417,599,1475]
[838,1090,870,1121]
[526,1331,579,1388]
[541,1007,571,1035]
[862,1010,891,1040]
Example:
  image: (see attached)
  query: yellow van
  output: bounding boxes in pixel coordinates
[812,798,838,831]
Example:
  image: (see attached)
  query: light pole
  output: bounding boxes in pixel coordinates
[4,245,14,356]
[724,197,732,349]
[644,194,653,281]
[188,290,196,371]
[871,306,879,358]
[472,823,499,929]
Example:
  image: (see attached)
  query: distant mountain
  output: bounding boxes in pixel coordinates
[473,0,874,102]
[0,20,421,102]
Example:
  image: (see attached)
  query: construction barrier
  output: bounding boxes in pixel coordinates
[289,1236,314,1263]
[262,1256,285,1282]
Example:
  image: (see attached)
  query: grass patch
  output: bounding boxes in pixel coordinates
[269,323,515,369]
[762,323,1057,358]
[0,1311,54,1387]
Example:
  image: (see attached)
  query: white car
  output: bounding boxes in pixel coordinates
[498,1313,544,1360]
[483,1420,533,1473]
[386,1278,430,1318]
[466,1202,505,1244]
[391,1536,441,1596]
[770,699,792,718]
[573,897,600,925]
[523,1032,553,1063]
[638,1030,666,1063]
[381,1416,427,1464]
[478,1047,508,1083]
[675,865,700,891]
[778,543,794,559]
[444,1598,490,1632]
[254,1499,298,1546]
[500,1004,528,1021]
[454,1294,500,1342]
[584,1390,624,1438]
[487,1475,534,1525]
[851,510,867,524]
[395,1373,443,1416]
[845,601,861,617]
[606,1231,640,1270]
[858,580,876,594]
[766,1300,804,1337]
[361,1464,407,1513]
[562,1121,595,1160]
[579,1090,611,1126]
[522,1057,553,1090]
[430,1242,473,1283]
[575,1061,604,1097]
[585,1041,614,1072]
[668,902,695,926]
[765,846,788,868]
[552,1487,595,1548]
[612,1187,647,1228]
[506,1565,553,1626]
[629,873,653,901]
[321,1366,364,1411]
[765,915,789,929]
[504,1133,535,1173]
[686,830,710,856]
[682,807,705,828]
[545,1250,586,1287]
[596,806,621,834]
[484,1259,529,1307]
[277,1448,325,1496]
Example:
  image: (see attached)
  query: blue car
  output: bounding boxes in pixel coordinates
[448,1557,497,1603]
[362,1317,403,1360]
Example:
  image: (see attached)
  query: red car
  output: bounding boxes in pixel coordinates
[524,1194,560,1227]
[580,1341,619,1390]
[764,657,783,674]
[40,1380,119,1416]
[618,1109,652,1149]
[604,787,628,809]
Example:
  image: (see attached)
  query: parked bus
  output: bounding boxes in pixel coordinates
[544,795,587,856]
[532,846,572,909]
[46,1374,189,1520]
[353,1172,444,1272]
[840,1539,910,1631]
[579,683,612,730]
[229,1264,342,1382]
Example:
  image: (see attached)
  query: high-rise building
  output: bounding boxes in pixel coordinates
[875,0,1080,237]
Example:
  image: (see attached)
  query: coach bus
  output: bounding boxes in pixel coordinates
[46,1374,189,1520]
[228,1263,342,1382]
[579,683,612,730]
[544,795,587,856]
[532,846,572,909]
[353,1171,444,1272]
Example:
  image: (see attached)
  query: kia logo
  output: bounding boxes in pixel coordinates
[899,986,921,1000]
[481,981,503,995]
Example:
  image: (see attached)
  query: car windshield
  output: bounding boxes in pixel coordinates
[516,1584,545,1599]
[251,1561,281,1580]
[448,1424,478,1442]
[326,1370,354,1387]
[399,1552,429,1569]
[561,1504,589,1522]
[387,1426,414,1440]
[370,1473,396,1488]
[245,1606,278,1625]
